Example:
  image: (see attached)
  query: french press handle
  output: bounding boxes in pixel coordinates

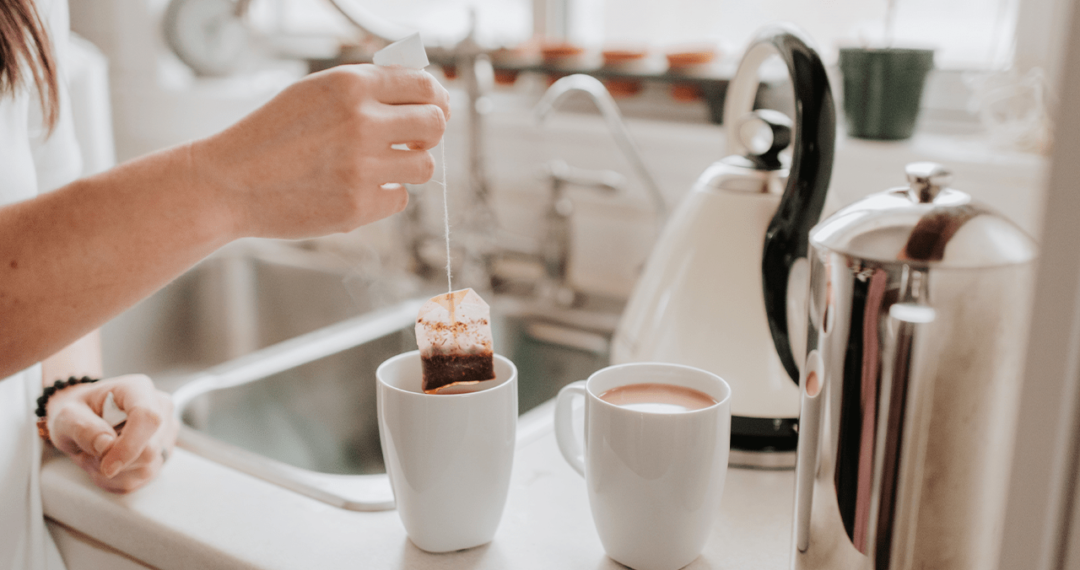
[726,25,836,383]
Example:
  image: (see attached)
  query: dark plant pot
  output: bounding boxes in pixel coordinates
[838,47,934,140]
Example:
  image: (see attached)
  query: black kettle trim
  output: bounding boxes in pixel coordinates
[755,27,837,384]
[731,415,800,452]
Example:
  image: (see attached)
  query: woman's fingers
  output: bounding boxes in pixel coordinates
[372,148,437,186]
[351,182,410,227]
[82,457,162,494]
[377,103,446,151]
[67,450,102,476]
[104,464,159,493]
[100,409,161,478]
[49,403,117,458]
[82,431,169,493]
[367,67,450,118]
[98,375,165,478]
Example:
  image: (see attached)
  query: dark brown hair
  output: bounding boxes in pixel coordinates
[0,0,58,131]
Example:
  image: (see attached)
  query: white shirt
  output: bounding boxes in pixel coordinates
[1,0,82,567]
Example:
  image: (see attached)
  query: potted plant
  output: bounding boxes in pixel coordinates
[838,0,935,140]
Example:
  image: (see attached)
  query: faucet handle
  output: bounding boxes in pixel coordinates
[544,160,625,193]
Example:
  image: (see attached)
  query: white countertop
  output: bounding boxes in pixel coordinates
[42,405,796,570]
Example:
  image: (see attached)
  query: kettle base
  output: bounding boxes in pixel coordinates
[729,415,798,470]
[729,448,796,470]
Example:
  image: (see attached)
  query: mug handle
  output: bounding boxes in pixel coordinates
[554,381,587,477]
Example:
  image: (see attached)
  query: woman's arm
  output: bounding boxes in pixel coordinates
[0,64,449,378]
[41,330,103,382]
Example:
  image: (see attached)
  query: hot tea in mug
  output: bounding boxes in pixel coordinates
[598,383,718,413]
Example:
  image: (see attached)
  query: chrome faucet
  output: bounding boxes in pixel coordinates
[454,14,496,226]
[534,74,667,227]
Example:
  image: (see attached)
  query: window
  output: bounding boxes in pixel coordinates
[257,0,1020,70]
[360,0,533,46]
[583,0,1018,69]
[251,0,533,47]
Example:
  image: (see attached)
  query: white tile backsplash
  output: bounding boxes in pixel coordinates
[420,99,728,299]
[427,94,1047,300]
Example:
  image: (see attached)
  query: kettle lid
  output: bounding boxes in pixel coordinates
[698,110,792,194]
[810,162,1037,267]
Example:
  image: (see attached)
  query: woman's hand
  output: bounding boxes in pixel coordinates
[192,64,452,240]
[46,375,179,493]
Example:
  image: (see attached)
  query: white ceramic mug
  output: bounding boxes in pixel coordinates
[376,350,518,552]
[555,363,732,570]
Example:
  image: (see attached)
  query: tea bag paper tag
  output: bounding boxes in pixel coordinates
[373,32,429,70]
[102,391,127,427]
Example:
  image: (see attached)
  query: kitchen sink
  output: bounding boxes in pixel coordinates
[104,240,617,511]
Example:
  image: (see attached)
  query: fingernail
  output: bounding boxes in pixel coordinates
[93,434,115,456]
[104,460,123,478]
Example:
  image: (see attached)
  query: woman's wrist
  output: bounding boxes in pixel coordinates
[37,376,100,444]
[183,140,247,244]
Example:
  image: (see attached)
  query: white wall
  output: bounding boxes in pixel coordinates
[998,0,1080,567]
[69,0,296,161]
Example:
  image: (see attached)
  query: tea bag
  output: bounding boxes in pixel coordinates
[416,289,495,393]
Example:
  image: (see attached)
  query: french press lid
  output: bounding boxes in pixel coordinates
[810,162,1037,267]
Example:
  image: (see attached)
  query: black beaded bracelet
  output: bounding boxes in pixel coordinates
[35,376,99,444]
[35,376,98,418]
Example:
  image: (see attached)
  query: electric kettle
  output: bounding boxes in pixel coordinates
[776,163,1037,569]
[611,24,835,467]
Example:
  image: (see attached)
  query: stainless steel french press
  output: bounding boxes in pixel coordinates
[766,162,1038,569]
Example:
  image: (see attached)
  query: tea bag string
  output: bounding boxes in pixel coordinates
[437,141,454,323]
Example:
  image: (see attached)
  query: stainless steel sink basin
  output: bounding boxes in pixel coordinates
[173,301,419,511]
[105,241,617,511]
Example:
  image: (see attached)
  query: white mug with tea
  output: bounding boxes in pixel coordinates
[555,362,732,570]
[376,350,518,553]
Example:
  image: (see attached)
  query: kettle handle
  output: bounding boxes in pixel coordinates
[726,25,836,383]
